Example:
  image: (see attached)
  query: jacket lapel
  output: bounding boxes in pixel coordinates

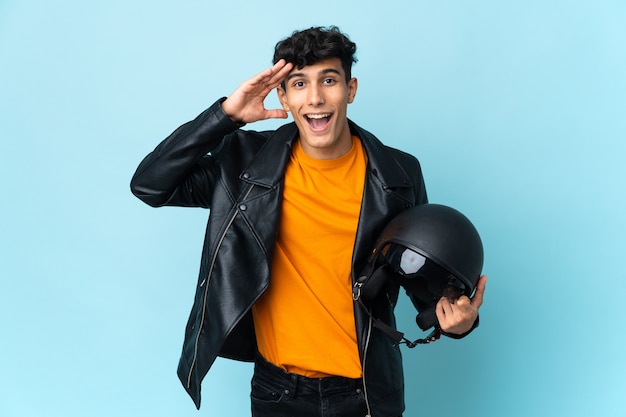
[349,120,417,273]
[240,123,298,188]
[236,119,416,273]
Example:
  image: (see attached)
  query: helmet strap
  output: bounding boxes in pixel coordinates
[354,298,442,347]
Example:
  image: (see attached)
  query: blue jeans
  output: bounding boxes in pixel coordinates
[251,354,371,417]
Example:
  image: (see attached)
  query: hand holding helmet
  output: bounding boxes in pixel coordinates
[436,274,486,335]
[354,203,485,345]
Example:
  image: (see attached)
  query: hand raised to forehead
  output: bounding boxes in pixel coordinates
[221,59,294,124]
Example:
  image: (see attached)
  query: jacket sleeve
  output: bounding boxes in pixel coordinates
[130,98,242,208]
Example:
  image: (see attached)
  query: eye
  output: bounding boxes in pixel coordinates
[323,78,337,85]
[292,80,305,88]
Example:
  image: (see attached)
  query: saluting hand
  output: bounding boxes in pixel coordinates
[436,275,487,335]
[221,59,294,124]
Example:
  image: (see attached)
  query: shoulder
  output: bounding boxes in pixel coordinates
[349,119,427,203]
[349,120,421,169]
[216,122,297,157]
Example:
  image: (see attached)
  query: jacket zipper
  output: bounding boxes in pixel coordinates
[361,313,374,417]
[187,184,255,388]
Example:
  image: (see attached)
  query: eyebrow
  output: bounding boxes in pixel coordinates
[285,68,342,82]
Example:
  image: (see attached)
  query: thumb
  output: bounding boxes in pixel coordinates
[264,109,290,120]
[470,275,487,308]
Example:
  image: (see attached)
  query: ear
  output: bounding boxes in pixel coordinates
[347,77,358,104]
[276,86,290,112]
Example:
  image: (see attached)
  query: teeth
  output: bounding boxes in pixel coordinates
[306,114,330,119]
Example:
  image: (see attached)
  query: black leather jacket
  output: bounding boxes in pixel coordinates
[131,99,428,416]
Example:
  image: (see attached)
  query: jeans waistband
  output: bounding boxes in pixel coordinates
[253,353,363,397]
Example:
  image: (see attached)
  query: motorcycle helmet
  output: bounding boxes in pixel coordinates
[354,203,484,333]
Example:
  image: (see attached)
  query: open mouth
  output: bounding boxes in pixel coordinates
[305,113,332,131]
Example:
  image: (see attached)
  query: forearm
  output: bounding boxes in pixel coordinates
[130,98,240,207]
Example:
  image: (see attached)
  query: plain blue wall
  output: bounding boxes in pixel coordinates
[1,1,625,416]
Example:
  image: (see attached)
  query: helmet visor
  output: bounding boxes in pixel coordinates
[382,243,466,300]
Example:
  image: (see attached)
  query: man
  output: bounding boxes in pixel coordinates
[131,26,486,417]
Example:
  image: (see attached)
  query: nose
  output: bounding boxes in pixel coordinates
[307,85,324,106]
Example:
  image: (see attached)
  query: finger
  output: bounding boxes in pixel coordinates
[267,60,294,87]
[271,58,292,74]
[255,60,292,83]
[243,62,293,97]
[271,58,289,72]
[245,62,285,88]
[455,295,471,310]
[437,297,453,316]
[470,275,487,308]
[436,297,456,329]
[263,109,289,119]
[435,299,446,323]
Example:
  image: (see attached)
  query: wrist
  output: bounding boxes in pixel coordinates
[219,98,246,127]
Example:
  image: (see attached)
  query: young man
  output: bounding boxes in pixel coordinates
[131,26,486,417]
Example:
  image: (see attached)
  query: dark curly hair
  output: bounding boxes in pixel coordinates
[273,26,358,82]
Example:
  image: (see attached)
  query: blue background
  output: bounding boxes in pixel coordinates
[1,1,625,416]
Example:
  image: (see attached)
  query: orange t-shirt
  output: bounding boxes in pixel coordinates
[252,136,366,378]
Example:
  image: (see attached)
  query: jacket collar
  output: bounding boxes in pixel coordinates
[241,120,413,189]
[240,123,298,188]
[348,119,413,189]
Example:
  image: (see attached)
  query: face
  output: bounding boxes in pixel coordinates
[277,57,358,160]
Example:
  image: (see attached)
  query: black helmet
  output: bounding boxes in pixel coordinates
[354,203,483,333]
